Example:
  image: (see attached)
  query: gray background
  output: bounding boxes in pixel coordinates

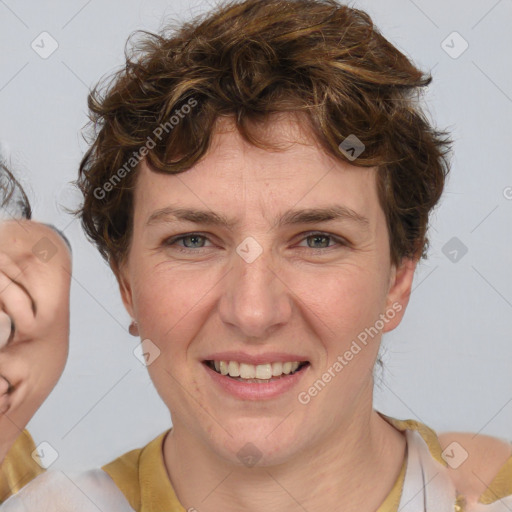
[0,0,511,471]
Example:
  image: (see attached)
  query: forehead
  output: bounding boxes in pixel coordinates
[134,114,380,223]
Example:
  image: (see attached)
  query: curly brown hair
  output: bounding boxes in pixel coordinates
[75,0,452,272]
[0,162,32,220]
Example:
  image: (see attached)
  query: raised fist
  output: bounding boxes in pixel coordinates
[0,219,71,465]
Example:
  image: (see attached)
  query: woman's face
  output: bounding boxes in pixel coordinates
[118,114,416,465]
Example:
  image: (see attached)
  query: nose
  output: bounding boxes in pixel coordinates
[218,243,292,341]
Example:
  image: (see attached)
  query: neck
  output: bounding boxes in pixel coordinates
[163,404,406,512]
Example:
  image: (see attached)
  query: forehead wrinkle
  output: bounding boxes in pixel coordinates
[145,204,370,232]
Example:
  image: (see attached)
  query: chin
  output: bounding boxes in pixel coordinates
[208,416,304,468]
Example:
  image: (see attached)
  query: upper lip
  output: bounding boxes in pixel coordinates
[202,351,310,365]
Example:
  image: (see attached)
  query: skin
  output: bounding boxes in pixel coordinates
[0,219,71,465]
[115,112,420,512]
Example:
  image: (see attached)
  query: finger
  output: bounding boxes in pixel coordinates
[0,250,70,331]
[0,252,30,290]
[0,271,35,341]
[0,395,8,415]
[0,350,28,408]
[0,374,11,414]
[0,311,12,349]
[0,253,36,314]
[0,374,10,394]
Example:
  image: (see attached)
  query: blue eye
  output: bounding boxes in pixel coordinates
[162,231,347,254]
[301,232,341,249]
[164,233,209,251]
[178,234,207,248]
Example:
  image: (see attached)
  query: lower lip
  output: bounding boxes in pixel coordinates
[202,362,310,400]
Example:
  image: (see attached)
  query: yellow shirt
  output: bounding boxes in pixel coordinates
[0,430,44,504]
[102,414,512,512]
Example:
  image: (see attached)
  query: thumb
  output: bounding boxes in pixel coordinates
[0,346,29,411]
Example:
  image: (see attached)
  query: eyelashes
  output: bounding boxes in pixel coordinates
[162,231,349,253]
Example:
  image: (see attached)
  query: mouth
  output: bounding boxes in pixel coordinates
[203,359,310,383]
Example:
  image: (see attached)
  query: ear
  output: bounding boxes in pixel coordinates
[111,259,136,320]
[382,257,418,333]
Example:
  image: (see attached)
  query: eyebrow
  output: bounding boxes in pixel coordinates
[146,205,369,230]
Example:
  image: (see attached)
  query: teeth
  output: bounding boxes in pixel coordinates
[228,361,240,377]
[271,362,282,376]
[238,363,254,379]
[255,363,272,380]
[210,360,302,379]
[219,361,229,376]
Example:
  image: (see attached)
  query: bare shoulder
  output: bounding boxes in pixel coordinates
[437,431,512,500]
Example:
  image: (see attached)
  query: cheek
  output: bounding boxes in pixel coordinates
[297,265,388,354]
[133,270,204,402]
[132,263,215,350]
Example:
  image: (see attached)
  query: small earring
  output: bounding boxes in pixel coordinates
[129,320,139,337]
